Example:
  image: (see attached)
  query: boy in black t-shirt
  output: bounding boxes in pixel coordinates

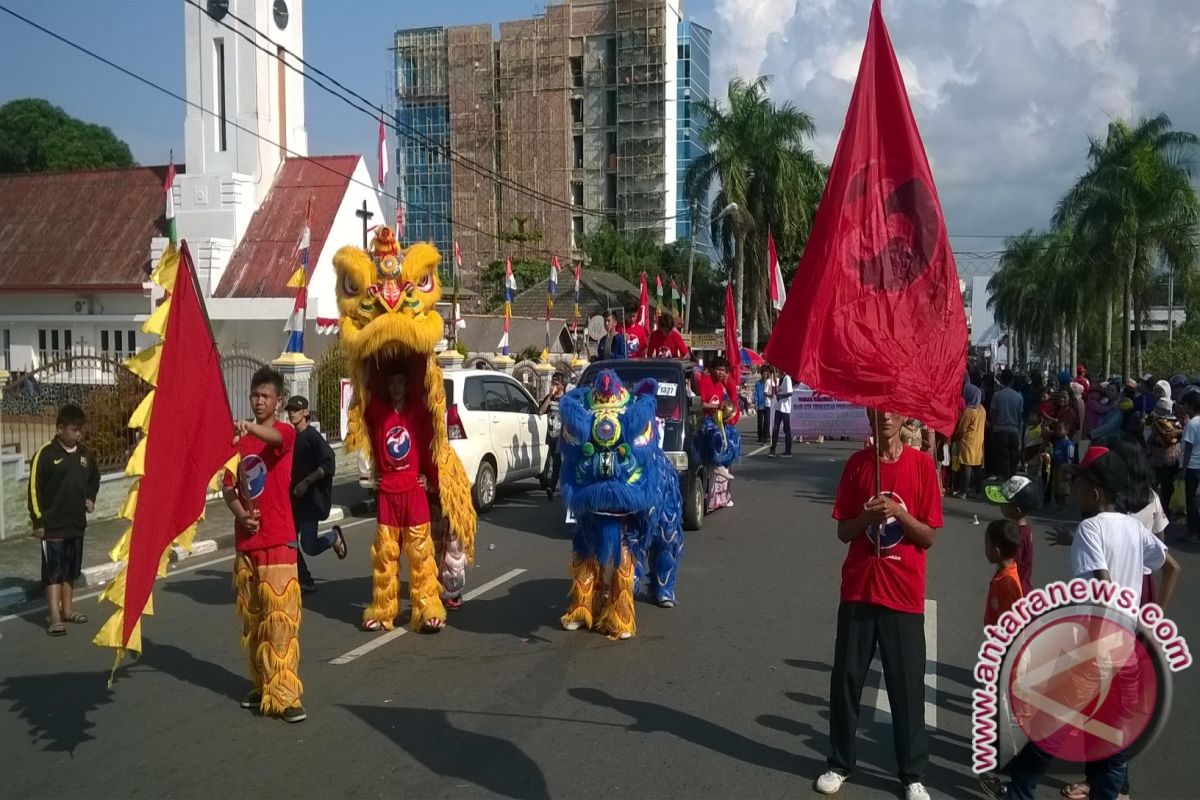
[285,396,346,592]
[28,404,100,636]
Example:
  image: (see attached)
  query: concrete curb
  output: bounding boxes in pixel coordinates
[0,505,351,612]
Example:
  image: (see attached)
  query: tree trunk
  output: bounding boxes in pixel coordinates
[1104,293,1113,377]
[735,228,746,342]
[1070,315,1078,376]
[1122,255,1133,379]
[1134,298,1144,378]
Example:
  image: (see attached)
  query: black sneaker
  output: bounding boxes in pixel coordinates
[282,705,307,723]
[240,690,262,709]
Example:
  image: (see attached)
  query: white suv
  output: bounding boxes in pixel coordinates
[359,369,550,512]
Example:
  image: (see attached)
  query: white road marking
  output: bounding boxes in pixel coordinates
[0,517,378,624]
[329,567,526,665]
[871,598,938,729]
[746,444,769,457]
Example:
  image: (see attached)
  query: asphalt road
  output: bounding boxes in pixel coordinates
[2,441,1197,799]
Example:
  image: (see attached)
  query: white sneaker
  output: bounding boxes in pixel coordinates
[815,771,846,795]
[905,781,931,800]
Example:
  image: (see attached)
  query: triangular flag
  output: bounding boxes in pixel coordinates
[768,229,787,312]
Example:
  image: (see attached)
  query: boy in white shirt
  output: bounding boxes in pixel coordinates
[769,370,794,458]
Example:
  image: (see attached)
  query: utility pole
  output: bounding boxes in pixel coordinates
[684,199,696,332]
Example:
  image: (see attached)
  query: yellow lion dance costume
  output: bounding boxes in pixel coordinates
[333,229,476,632]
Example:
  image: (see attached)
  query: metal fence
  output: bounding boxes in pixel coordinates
[313,344,347,441]
[1,355,151,473]
[219,350,268,420]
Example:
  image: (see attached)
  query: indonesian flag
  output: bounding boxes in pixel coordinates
[636,272,650,329]
[500,257,515,355]
[762,0,967,434]
[768,229,787,312]
[377,114,389,190]
[395,200,405,240]
[655,275,664,315]
[283,200,312,353]
[453,240,463,279]
[163,158,177,245]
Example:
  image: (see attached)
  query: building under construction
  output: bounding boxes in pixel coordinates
[389,1,710,307]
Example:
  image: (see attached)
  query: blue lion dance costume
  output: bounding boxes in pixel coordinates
[558,370,684,639]
[697,414,741,469]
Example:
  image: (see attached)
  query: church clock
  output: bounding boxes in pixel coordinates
[273,0,289,30]
[206,0,228,21]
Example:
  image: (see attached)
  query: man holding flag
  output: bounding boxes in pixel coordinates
[762,3,965,799]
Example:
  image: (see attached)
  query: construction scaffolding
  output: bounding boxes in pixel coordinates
[615,0,668,239]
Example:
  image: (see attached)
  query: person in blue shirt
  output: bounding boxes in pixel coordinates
[596,310,627,360]
[754,367,770,443]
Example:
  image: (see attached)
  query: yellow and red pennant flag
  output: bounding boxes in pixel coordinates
[94,241,237,666]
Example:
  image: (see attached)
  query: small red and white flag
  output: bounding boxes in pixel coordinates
[377,114,389,190]
[768,229,787,312]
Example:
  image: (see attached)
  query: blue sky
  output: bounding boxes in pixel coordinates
[0,0,718,166]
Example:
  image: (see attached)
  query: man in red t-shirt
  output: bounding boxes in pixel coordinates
[647,311,690,359]
[360,364,447,634]
[816,409,940,800]
[222,366,305,723]
[696,357,741,504]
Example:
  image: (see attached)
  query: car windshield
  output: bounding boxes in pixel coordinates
[581,364,683,420]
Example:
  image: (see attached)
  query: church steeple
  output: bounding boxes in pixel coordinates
[183,0,307,200]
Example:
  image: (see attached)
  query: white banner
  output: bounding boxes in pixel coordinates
[788,385,871,439]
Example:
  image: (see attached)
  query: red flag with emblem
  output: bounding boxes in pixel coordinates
[763,0,966,434]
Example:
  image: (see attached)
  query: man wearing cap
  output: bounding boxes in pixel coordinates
[286,396,346,592]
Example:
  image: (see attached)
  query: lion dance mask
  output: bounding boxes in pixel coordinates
[333,229,476,631]
[558,370,684,639]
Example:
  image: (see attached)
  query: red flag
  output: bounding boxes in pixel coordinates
[723,284,741,387]
[94,242,236,656]
[763,0,966,434]
[768,229,787,312]
[636,272,650,330]
[377,114,389,189]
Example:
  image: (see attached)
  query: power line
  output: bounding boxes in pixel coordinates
[0,2,590,270]
[179,0,682,226]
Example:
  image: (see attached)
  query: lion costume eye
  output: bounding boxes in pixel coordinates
[416,273,434,293]
[342,274,359,296]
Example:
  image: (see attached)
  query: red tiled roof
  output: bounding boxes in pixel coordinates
[215,155,359,298]
[0,165,169,292]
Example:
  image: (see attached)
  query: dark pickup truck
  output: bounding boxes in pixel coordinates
[577,358,707,530]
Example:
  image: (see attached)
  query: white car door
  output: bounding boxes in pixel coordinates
[482,377,519,482]
[501,378,546,478]
[456,375,492,480]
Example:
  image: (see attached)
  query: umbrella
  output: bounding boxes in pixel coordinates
[741,348,765,367]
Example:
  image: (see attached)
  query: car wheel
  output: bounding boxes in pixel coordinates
[682,470,704,531]
[473,460,497,513]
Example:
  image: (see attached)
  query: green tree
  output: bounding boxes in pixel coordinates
[684,76,826,346]
[480,258,551,311]
[0,98,135,172]
[1055,114,1200,378]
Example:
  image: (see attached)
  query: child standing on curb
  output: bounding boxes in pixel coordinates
[28,403,100,636]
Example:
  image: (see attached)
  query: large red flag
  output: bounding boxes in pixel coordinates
[723,284,741,387]
[95,242,236,658]
[636,272,650,329]
[763,0,967,434]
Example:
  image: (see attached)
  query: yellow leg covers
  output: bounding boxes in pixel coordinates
[233,553,303,715]
[561,555,600,631]
[596,548,636,640]
[363,524,402,630]
[403,522,446,631]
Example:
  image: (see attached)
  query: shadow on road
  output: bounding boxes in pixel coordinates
[449,577,567,641]
[130,640,245,702]
[0,669,113,754]
[343,703,550,799]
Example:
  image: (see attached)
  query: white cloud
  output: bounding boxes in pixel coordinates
[707,0,1200,270]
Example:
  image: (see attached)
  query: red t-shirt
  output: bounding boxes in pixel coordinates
[647,328,689,359]
[624,324,649,358]
[365,396,436,494]
[224,421,297,552]
[697,373,741,425]
[1016,522,1033,594]
[832,446,942,614]
[984,562,1023,626]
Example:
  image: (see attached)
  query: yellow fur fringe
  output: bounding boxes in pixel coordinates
[363,524,402,630]
[561,555,600,631]
[596,550,637,640]
[402,522,446,630]
[234,556,303,715]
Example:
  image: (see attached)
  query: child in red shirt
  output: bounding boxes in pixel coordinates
[222,366,305,723]
[360,364,447,633]
[647,311,690,359]
[983,519,1024,626]
[984,475,1038,594]
[818,410,940,800]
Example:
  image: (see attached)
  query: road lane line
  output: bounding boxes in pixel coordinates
[329,567,526,665]
[0,517,378,624]
[746,444,769,457]
[871,598,938,729]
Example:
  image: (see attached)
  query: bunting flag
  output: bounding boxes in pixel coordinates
[636,272,650,329]
[283,199,312,353]
[768,228,787,312]
[395,199,405,241]
[762,0,967,434]
[377,113,389,190]
[499,256,515,355]
[544,256,560,359]
[452,241,465,333]
[94,241,237,668]
[655,275,664,316]
[163,157,177,245]
[453,240,463,283]
[572,262,582,335]
[723,284,742,387]
[670,279,682,318]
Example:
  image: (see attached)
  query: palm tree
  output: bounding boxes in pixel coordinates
[1055,114,1200,378]
[684,76,826,346]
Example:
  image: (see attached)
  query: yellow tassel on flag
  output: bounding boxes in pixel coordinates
[142,297,171,337]
[286,267,307,289]
[125,344,163,386]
